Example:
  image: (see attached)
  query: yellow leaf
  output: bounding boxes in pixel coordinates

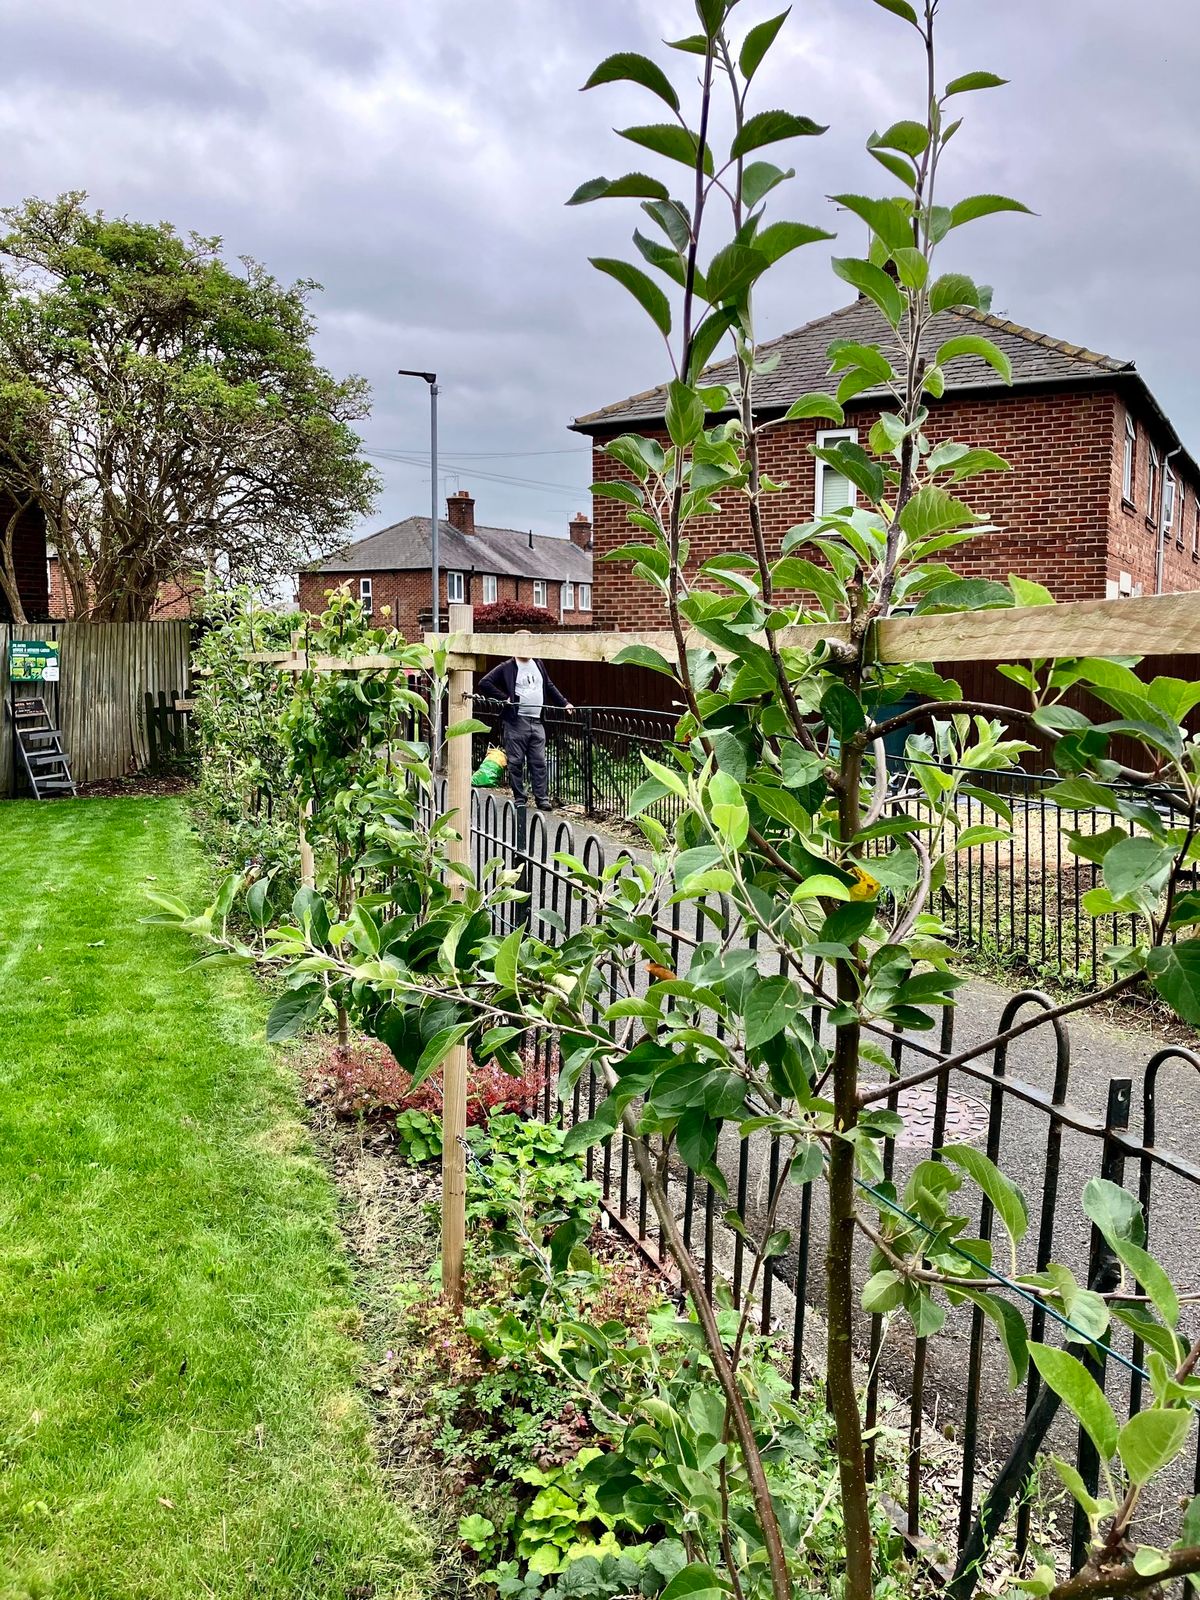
[848,864,880,901]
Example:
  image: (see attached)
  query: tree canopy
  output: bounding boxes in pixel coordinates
[0,193,378,621]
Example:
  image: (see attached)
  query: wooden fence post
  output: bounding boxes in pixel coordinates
[442,602,474,1310]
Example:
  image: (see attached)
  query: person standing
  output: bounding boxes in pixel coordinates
[476,654,574,810]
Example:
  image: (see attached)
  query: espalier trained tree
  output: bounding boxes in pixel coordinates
[163,3,1200,1597]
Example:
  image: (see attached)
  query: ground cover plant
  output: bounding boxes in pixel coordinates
[0,797,428,1598]
[162,2,1200,1596]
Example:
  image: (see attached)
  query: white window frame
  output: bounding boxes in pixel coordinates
[1162,468,1176,539]
[533,579,548,608]
[446,570,465,604]
[359,576,373,614]
[1122,414,1136,505]
[562,581,575,613]
[1148,446,1160,525]
[815,428,859,516]
[481,573,497,605]
[578,583,591,610]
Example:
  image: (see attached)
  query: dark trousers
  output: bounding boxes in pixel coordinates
[503,716,548,803]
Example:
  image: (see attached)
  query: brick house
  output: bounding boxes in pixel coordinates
[0,494,49,621]
[573,299,1200,631]
[298,491,594,637]
[46,554,200,620]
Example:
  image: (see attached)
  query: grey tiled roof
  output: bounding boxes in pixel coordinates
[308,516,592,582]
[571,299,1134,431]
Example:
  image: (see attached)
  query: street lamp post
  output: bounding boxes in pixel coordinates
[397,368,441,762]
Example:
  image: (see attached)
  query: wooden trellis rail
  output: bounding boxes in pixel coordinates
[434,591,1200,670]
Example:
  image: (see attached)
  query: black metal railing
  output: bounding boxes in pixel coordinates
[454,787,1200,1585]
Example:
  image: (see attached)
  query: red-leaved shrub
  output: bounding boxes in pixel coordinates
[310,1036,547,1123]
[472,599,558,631]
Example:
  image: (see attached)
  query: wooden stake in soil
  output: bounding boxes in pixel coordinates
[299,800,315,891]
[442,602,474,1310]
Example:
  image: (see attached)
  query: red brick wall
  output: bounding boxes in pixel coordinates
[1106,396,1200,597]
[2,497,49,620]
[297,569,592,636]
[46,558,199,620]
[589,386,1199,630]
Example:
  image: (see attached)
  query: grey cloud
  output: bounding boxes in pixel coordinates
[0,0,1195,538]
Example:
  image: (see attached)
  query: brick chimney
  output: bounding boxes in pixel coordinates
[569,511,592,550]
[446,489,475,536]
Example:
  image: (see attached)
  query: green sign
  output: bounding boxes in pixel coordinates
[8,640,60,683]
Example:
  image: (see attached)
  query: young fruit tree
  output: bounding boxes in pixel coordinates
[162,3,1200,1596]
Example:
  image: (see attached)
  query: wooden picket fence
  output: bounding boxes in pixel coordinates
[0,621,192,794]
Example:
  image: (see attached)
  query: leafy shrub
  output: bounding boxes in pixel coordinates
[309,1037,545,1126]
[474,600,559,631]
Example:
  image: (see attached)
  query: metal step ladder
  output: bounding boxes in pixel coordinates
[7,694,76,798]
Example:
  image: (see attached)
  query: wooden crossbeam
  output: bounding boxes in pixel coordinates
[246,650,404,673]
[430,592,1200,669]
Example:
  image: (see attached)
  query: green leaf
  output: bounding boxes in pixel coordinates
[744,975,801,1049]
[659,1564,730,1600]
[934,334,1013,383]
[620,122,712,174]
[943,1145,1028,1267]
[752,220,834,263]
[666,379,705,446]
[687,306,737,380]
[447,717,490,737]
[1010,573,1054,606]
[704,242,766,305]
[567,172,671,206]
[1118,1409,1192,1486]
[873,119,929,157]
[584,52,680,112]
[266,983,325,1043]
[862,1270,905,1313]
[492,926,523,990]
[739,10,790,81]
[944,70,1008,96]
[868,0,918,22]
[822,681,865,739]
[949,193,1033,228]
[612,643,678,677]
[730,109,826,160]
[928,271,984,314]
[960,1290,1030,1387]
[1047,1457,1105,1519]
[829,193,914,253]
[1145,941,1200,1025]
[590,258,672,336]
[1101,836,1174,900]
[831,256,905,326]
[412,1023,473,1090]
[1132,1548,1170,1578]
[742,160,795,211]
[245,877,272,930]
[783,392,844,423]
[1029,1344,1118,1462]
[641,753,687,798]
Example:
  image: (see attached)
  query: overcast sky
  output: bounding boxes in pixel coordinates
[1,0,1196,542]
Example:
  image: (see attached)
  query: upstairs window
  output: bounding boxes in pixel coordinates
[1122,414,1136,504]
[578,583,591,610]
[359,577,373,614]
[1194,495,1200,558]
[1162,468,1176,538]
[1148,446,1160,526]
[446,570,465,604]
[815,429,858,516]
[481,573,497,604]
[562,582,575,612]
[533,579,547,608]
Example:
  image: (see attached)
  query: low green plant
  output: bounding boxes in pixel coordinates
[393,1108,443,1163]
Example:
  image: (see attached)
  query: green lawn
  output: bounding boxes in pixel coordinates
[0,797,428,1599]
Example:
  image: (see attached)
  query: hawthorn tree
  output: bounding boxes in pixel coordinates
[0,193,378,621]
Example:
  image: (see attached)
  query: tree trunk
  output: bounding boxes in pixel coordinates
[1,503,30,623]
[827,735,875,1600]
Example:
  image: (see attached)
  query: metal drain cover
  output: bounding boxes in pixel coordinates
[891,1084,989,1148]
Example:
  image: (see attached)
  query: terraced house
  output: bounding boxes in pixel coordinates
[573,298,1200,631]
[298,490,593,638]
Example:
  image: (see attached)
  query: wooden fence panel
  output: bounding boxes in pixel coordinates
[0,621,192,794]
